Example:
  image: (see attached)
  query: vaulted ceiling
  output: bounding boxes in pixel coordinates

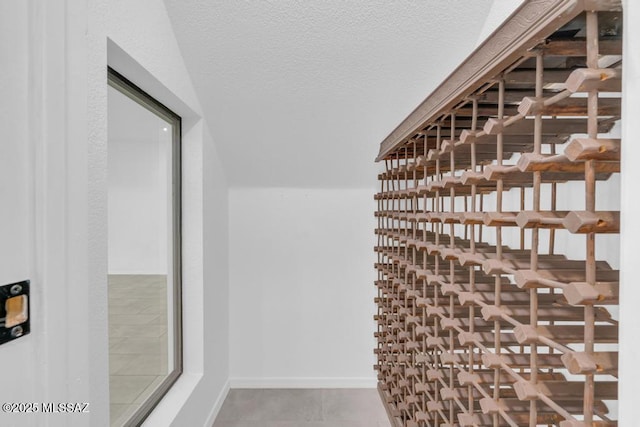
[163,0,506,187]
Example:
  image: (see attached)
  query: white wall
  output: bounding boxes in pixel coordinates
[0,2,36,425]
[1,0,229,426]
[222,0,501,392]
[620,0,640,423]
[229,188,377,387]
[476,0,526,45]
[107,87,171,275]
[107,0,230,425]
[1,1,110,426]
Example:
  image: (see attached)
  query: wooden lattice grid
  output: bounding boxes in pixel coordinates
[374,2,622,426]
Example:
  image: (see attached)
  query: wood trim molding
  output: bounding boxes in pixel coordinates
[376,0,616,161]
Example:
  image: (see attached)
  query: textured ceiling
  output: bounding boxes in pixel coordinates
[163,0,495,187]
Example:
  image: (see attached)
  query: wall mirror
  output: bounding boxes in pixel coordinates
[107,68,182,427]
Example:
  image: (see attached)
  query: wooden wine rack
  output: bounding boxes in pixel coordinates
[374,1,622,426]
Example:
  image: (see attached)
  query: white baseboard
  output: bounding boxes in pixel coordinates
[204,379,230,427]
[228,377,377,389]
